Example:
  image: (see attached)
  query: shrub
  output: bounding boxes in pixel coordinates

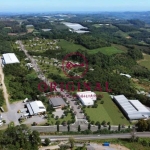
[95,121,100,125]
[101,101,104,104]
[55,116,59,120]
[91,121,95,125]
[45,138,50,146]
[107,122,110,125]
[102,120,106,125]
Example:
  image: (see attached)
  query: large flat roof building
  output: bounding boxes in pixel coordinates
[26,101,46,115]
[2,53,20,65]
[129,100,150,116]
[77,91,96,106]
[113,95,150,120]
[49,97,66,109]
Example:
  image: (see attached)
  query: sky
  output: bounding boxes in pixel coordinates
[0,0,150,13]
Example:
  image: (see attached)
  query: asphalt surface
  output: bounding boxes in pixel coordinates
[40,132,150,141]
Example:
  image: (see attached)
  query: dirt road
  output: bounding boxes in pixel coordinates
[0,57,10,111]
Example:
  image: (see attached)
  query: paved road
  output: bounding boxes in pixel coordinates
[17,40,84,120]
[31,124,126,132]
[40,132,150,141]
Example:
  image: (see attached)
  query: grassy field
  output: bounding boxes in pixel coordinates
[58,39,87,52]
[58,39,123,55]
[85,92,130,125]
[88,46,124,55]
[112,44,128,53]
[138,53,150,70]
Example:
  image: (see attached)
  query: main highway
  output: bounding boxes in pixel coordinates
[40,132,150,141]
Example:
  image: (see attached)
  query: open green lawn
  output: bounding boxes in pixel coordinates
[85,92,130,125]
[88,46,124,55]
[138,54,150,70]
[58,39,123,55]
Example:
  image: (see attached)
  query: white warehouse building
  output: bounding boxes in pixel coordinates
[2,53,20,65]
[77,91,96,106]
[26,101,46,116]
[113,95,150,120]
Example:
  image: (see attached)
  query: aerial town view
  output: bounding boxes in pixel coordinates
[0,0,150,150]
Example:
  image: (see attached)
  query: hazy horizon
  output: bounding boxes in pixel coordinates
[0,0,150,13]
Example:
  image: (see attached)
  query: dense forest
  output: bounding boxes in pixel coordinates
[0,125,41,150]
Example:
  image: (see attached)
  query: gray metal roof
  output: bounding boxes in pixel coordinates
[113,95,145,120]
[26,103,33,115]
[50,97,66,107]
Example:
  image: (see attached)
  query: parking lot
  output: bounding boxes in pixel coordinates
[0,101,46,126]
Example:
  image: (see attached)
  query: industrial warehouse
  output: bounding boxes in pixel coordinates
[77,91,97,106]
[1,53,20,65]
[26,101,46,116]
[113,95,150,120]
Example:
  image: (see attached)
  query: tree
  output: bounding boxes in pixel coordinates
[102,121,106,125]
[91,121,95,125]
[45,138,50,146]
[29,130,41,147]
[136,119,148,131]
[118,124,121,131]
[67,125,70,132]
[69,137,75,149]
[95,121,100,126]
[57,124,59,132]
[98,123,101,130]
[78,125,81,132]
[108,125,111,130]
[88,123,91,130]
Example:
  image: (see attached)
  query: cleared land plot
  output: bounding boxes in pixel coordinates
[138,53,150,70]
[85,92,130,125]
